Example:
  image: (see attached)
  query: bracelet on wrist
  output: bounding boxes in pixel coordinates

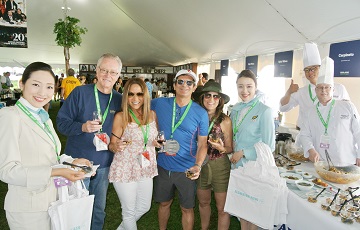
[194,163,202,171]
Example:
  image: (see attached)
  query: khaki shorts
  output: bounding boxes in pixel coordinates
[197,156,231,193]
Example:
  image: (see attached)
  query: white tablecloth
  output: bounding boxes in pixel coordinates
[284,162,360,230]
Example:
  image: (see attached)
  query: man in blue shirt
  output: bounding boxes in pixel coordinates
[57,53,122,230]
[151,69,208,230]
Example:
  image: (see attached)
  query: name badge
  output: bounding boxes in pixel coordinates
[93,132,110,151]
[138,151,151,168]
[164,139,180,156]
[319,134,330,149]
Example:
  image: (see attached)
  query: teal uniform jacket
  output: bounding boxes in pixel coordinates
[230,96,275,168]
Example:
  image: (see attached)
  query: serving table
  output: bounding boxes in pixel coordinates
[279,162,360,230]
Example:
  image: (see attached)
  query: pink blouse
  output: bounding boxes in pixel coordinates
[109,121,158,183]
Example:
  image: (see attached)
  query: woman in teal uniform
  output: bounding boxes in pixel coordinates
[230,70,275,230]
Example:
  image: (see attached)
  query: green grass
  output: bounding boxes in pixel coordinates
[0,101,240,229]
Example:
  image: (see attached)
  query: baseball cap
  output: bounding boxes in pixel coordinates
[175,69,198,84]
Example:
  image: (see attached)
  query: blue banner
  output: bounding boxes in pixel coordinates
[246,56,258,76]
[329,40,360,77]
[220,59,229,76]
[274,51,293,78]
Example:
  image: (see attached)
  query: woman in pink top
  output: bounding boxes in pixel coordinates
[108,78,158,229]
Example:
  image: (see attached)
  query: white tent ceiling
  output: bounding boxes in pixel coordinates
[1,0,360,68]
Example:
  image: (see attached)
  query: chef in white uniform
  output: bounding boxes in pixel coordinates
[280,43,350,130]
[299,57,360,166]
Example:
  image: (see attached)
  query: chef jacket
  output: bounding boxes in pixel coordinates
[279,83,349,129]
[299,100,360,165]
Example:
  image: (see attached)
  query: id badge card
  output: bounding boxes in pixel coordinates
[319,134,330,149]
[164,139,180,156]
[93,132,110,151]
[138,151,151,168]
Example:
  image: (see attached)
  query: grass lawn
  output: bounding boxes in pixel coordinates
[0,100,240,229]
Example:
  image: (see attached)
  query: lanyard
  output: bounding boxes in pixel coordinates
[171,99,192,139]
[129,109,149,151]
[233,99,258,138]
[208,118,216,134]
[308,84,317,103]
[16,101,60,163]
[316,99,335,135]
[94,84,113,131]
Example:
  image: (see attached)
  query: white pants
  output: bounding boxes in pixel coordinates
[113,178,153,230]
[6,210,51,230]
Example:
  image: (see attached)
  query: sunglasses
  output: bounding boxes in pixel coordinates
[176,79,194,86]
[204,93,221,100]
[128,92,144,97]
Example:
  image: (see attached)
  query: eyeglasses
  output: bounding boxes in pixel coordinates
[304,66,319,73]
[128,92,144,97]
[315,86,332,91]
[204,93,221,100]
[176,79,194,86]
[98,67,119,77]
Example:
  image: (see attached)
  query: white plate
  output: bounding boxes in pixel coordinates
[280,172,303,184]
[313,183,330,189]
[312,178,330,189]
[301,171,313,179]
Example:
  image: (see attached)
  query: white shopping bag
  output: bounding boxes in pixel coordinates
[225,170,280,229]
[224,142,288,229]
[48,180,94,230]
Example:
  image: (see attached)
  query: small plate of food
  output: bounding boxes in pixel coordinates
[302,171,313,179]
[280,172,303,184]
[312,178,330,189]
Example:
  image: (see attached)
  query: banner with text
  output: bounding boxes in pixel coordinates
[220,59,229,76]
[329,40,360,77]
[246,56,258,76]
[0,0,27,48]
[274,51,293,78]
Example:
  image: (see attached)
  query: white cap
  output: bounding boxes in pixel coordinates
[175,69,198,84]
[317,57,334,86]
[303,43,321,68]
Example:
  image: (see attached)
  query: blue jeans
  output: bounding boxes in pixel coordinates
[84,167,110,230]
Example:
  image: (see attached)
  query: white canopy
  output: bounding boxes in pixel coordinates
[0,0,359,67]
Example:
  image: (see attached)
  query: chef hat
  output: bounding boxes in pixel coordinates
[317,57,334,86]
[303,43,321,68]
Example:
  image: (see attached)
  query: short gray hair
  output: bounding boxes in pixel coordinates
[96,53,122,73]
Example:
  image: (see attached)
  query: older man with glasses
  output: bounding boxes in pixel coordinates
[151,69,208,230]
[57,53,123,230]
[280,42,350,130]
[299,57,360,166]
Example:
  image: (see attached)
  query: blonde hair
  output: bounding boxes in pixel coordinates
[121,78,151,125]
